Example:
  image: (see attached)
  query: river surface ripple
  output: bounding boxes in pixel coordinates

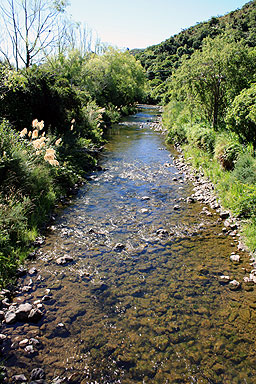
[3,105,256,383]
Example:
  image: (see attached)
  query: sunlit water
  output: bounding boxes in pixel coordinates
[3,106,256,383]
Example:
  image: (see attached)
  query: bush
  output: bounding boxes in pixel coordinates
[186,124,216,153]
[233,152,256,184]
[226,83,256,148]
[214,133,244,170]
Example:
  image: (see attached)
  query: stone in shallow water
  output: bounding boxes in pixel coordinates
[5,311,17,324]
[12,374,28,382]
[219,275,231,284]
[230,254,240,263]
[141,196,150,201]
[56,255,74,265]
[15,303,33,321]
[229,280,241,290]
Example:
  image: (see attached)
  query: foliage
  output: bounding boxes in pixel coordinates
[214,132,244,170]
[226,83,256,148]
[82,48,146,108]
[233,152,256,184]
[169,36,256,129]
[134,0,256,102]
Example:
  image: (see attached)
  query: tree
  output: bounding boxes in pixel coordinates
[169,36,256,128]
[0,0,69,69]
[82,49,146,107]
[226,83,256,148]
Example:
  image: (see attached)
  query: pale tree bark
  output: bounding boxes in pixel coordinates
[0,0,69,69]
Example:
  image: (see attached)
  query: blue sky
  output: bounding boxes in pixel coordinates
[67,0,249,49]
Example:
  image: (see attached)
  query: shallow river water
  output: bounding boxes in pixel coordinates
[3,106,256,383]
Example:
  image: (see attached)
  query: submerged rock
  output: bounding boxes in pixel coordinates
[230,254,240,263]
[229,280,241,290]
[219,275,231,284]
[56,255,74,265]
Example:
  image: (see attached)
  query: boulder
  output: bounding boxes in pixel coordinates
[15,303,33,321]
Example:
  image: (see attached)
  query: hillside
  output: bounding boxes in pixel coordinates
[133,0,256,101]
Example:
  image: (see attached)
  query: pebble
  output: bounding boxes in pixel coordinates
[56,255,74,265]
[230,254,240,263]
[140,208,149,213]
[12,374,28,382]
[229,280,241,290]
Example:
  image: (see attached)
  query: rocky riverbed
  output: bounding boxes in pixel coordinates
[1,105,256,383]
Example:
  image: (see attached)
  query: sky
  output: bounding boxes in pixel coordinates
[67,0,250,49]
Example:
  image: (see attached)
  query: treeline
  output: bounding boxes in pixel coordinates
[134,0,256,101]
[0,48,146,284]
[134,1,256,251]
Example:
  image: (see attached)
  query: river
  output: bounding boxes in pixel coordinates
[2,105,256,383]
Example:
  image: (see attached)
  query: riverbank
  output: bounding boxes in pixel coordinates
[1,105,256,383]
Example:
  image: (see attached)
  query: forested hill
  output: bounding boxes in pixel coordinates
[133,0,256,101]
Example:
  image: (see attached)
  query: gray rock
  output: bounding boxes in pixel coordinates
[28,267,38,275]
[113,243,125,251]
[24,345,35,354]
[173,205,180,210]
[15,303,33,321]
[31,368,45,380]
[56,255,74,265]
[5,311,17,324]
[12,374,28,382]
[28,308,43,322]
[230,254,240,263]
[187,196,195,203]
[229,280,241,290]
[219,275,230,284]
[0,333,7,342]
[141,196,150,201]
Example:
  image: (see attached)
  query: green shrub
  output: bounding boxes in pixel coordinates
[233,152,256,184]
[186,124,216,153]
[214,133,244,170]
[226,83,256,148]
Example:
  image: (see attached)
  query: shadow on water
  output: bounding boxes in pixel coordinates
[3,105,256,383]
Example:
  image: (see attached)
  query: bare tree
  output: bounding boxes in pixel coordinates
[0,0,69,69]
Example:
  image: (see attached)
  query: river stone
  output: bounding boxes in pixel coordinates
[15,303,33,321]
[229,280,241,290]
[5,311,17,324]
[173,205,180,210]
[0,310,4,321]
[12,374,28,382]
[28,308,43,322]
[19,338,29,347]
[230,254,240,263]
[113,243,125,251]
[0,333,7,342]
[187,196,195,203]
[141,196,150,201]
[56,255,74,265]
[140,208,149,213]
[220,211,230,220]
[31,368,45,380]
[28,267,38,275]
[219,275,231,284]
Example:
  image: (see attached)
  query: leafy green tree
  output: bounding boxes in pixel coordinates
[226,83,256,148]
[169,36,256,128]
[82,48,146,108]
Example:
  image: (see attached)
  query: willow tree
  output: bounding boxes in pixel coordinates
[0,0,69,69]
[169,36,256,128]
